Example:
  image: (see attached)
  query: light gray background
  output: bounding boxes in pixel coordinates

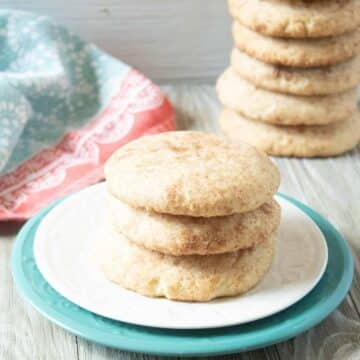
[0,0,232,81]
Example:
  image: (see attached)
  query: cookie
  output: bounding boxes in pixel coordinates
[231,48,360,96]
[101,228,275,301]
[216,68,357,125]
[228,0,360,38]
[105,131,280,217]
[233,21,360,68]
[219,109,360,157]
[108,193,281,256]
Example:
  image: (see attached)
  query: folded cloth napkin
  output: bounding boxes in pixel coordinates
[0,10,175,220]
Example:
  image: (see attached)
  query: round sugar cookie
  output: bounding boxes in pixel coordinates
[219,109,360,157]
[233,21,360,68]
[108,193,281,256]
[231,48,360,96]
[101,230,275,302]
[216,68,357,125]
[228,0,360,39]
[105,131,280,217]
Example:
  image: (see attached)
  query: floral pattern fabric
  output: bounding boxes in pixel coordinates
[0,10,175,220]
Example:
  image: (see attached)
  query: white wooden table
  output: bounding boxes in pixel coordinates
[1,84,360,360]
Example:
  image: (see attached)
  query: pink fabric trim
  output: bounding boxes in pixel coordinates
[0,69,175,220]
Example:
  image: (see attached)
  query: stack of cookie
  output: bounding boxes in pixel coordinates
[102,131,281,301]
[217,0,360,157]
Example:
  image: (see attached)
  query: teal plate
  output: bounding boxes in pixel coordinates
[12,193,353,357]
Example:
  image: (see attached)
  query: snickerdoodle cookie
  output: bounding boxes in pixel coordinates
[233,21,360,68]
[228,0,360,38]
[101,229,275,301]
[231,48,360,96]
[105,131,280,217]
[108,193,281,255]
[216,68,357,125]
[219,109,360,157]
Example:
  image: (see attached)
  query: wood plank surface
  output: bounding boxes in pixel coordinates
[0,0,232,82]
[1,84,360,360]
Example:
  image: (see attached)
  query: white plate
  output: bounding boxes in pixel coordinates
[34,183,328,329]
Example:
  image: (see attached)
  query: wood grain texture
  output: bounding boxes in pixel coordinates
[0,0,232,81]
[1,84,360,359]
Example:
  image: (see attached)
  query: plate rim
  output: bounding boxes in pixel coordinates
[11,191,354,356]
